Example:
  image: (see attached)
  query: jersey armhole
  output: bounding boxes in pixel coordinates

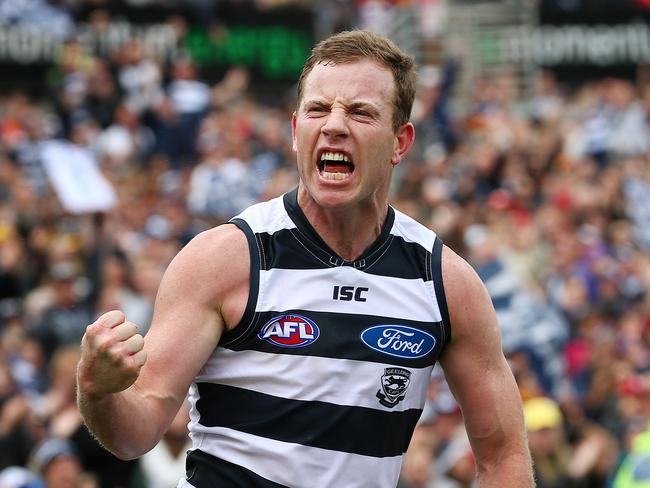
[219,218,261,346]
[432,237,452,345]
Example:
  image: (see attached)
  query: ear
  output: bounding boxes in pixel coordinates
[391,122,415,166]
[291,112,298,153]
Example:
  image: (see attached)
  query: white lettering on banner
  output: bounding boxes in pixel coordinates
[0,26,57,63]
[0,23,178,64]
[376,329,425,355]
[478,23,650,66]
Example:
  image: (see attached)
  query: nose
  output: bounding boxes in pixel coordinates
[321,108,349,139]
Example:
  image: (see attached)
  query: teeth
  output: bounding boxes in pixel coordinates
[321,151,350,162]
[321,171,351,180]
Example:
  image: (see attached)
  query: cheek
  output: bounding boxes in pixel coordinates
[366,133,397,165]
[294,123,317,153]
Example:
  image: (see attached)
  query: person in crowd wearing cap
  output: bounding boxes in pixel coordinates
[76,30,533,487]
[524,396,571,487]
[525,396,618,487]
[28,438,86,488]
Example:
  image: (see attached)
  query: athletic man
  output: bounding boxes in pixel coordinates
[76,30,534,487]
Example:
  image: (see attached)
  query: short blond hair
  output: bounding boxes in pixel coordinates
[296,30,416,133]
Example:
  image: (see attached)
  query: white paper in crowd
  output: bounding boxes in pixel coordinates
[41,140,117,214]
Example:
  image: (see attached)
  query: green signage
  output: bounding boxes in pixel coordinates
[185,25,312,80]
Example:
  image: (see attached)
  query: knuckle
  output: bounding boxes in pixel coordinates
[121,362,135,376]
[125,321,137,332]
[134,350,147,367]
[99,310,125,327]
[85,322,102,338]
[95,335,113,353]
[107,347,123,363]
[117,322,137,339]
[124,359,143,377]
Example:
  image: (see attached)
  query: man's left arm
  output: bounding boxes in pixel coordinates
[438,245,534,487]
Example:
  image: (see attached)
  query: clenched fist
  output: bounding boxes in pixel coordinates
[77,310,147,399]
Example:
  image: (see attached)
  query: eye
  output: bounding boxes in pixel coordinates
[349,106,376,119]
[306,104,328,115]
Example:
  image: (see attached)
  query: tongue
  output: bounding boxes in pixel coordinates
[323,162,351,173]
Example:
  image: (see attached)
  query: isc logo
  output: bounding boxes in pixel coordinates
[258,314,320,348]
[332,285,369,302]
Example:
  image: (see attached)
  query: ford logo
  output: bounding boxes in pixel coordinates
[360,325,436,359]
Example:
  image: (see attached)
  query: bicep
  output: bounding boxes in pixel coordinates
[134,226,247,420]
[438,247,525,461]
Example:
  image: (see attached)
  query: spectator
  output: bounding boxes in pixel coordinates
[0,466,42,488]
[95,103,155,168]
[614,420,650,488]
[0,359,39,471]
[524,396,618,487]
[27,262,93,362]
[115,40,164,118]
[28,438,89,488]
[164,58,211,165]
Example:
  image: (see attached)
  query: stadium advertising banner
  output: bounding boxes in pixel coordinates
[0,22,177,65]
[477,0,650,72]
[477,23,650,66]
[183,5,313,81]
[0,2,314,91]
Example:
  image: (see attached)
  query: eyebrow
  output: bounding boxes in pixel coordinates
[303,99,381,114]
[347,102,380,115]
[304,99,330,108]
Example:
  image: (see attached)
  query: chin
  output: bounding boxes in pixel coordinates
[309,185,357,210]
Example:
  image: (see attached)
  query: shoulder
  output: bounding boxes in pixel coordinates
[171,224,248,270]
[440,245,484,297]
[440,244,497,340]
[391,207,436,250]
[182,223,249,258]
[160,224,249,303]
[233,193,294,236]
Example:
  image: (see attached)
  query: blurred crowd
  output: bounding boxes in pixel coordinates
[0,1,649,488]
[397,66,650,486]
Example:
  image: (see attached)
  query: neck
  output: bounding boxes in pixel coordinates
[297,186,388,261]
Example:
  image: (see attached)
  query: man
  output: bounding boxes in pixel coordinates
[76,30,534,487]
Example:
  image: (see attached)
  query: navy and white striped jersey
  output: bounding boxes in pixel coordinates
[181,189,451,488]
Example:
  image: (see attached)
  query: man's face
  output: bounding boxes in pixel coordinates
[292,59,412,210]
[44,456,82,488]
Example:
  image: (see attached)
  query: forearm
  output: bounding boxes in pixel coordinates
[476,450,535,488]
[77,384,175,460]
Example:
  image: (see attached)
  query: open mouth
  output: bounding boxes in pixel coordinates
[318,151,354,180]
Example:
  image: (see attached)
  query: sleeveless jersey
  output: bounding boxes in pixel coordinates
[182,189,452,488]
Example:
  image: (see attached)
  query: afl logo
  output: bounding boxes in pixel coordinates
[259,314,320,348]
[361,325,435,359]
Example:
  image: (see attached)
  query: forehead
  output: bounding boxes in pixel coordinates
[301,59,395,107]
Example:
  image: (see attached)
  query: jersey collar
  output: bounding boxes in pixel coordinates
[282,188,395,270]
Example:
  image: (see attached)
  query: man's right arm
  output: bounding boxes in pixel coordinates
[76,224,250,459]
